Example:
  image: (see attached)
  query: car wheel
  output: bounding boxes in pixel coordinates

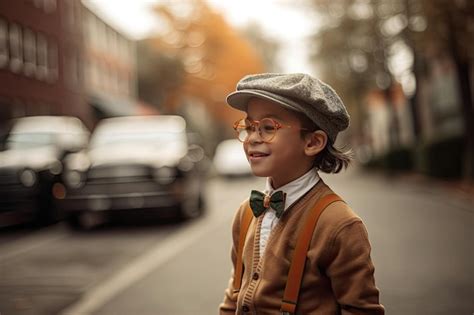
[35,182,58,226]
[66,212,106,230]
[66,214,83,230]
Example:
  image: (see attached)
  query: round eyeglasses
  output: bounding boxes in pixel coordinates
[233,118,309,143]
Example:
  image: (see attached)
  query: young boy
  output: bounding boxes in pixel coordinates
[219,73,384,315]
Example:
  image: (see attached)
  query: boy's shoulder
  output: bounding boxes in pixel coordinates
[307,188,369,252]
[300,181,363,235]
[318,196,361,233]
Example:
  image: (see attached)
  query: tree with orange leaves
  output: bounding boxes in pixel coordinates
[138,0,265,146]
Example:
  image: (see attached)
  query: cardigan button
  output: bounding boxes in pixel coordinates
[252,272,259,280]
[242,305,250,312]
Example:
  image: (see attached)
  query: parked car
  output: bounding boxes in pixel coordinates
[0,116,90,227]
[56,115,207,229]
[213,139,252,177]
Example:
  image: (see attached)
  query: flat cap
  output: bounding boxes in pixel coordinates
[226,73,350,143]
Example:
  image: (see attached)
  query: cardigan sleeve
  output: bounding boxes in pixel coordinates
[325,218,385,315]
[218,201,247,314]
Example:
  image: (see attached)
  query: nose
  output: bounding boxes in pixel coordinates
[247,127,263,144]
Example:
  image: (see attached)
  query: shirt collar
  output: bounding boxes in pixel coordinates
[264,168,320,212]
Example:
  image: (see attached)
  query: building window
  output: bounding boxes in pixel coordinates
[47,41,58,83]
[128,43,135,65]
[112,68,119,92]
[69,52,78,87]
[23,28,36,77]
[73,1,82,28]
[106,65,112,92]
[83,58,90,88]
[88,59,95,88]
[100,62,107,90]
[64,48,81,89]
[76,55,83,86]
[83,12,92,46]
[63,0,75,30]
[96,22,106,50]
[108,29,117,54]
[36,33,48,80]
[9,23,23,73]
[122,73,130,96]
[0,19,8,68]
[120,38,128,62]
[88,13,97,47]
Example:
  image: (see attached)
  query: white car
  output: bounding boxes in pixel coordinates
[58,115,207,229]
[213,139,252,177]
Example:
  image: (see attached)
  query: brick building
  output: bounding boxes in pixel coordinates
[0,0,91,134]
[0,0,144,145]
[81,2,139,119]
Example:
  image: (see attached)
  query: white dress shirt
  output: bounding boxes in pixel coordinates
[259,168,320,254]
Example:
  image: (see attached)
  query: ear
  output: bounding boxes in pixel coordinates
[303,130,327,157]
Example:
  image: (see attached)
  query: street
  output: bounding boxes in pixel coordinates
[1,168,473,315]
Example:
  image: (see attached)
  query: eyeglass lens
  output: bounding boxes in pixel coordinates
[235,118,277,142]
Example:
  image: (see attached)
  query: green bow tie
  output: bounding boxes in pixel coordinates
[249,190,286,218]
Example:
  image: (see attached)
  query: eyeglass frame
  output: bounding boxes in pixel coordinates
[233,117,312,143]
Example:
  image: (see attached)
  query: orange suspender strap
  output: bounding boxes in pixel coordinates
[232,204,254,293]
[280,194,343,314]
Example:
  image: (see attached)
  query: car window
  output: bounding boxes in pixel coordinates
[90,131,186,148]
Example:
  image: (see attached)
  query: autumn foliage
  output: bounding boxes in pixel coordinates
[143,0,265,132]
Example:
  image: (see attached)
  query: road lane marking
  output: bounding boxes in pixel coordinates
[60,210,234,315]
[0,225,67,262]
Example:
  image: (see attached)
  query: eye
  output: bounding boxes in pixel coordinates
[263,125,275,132]
[260,119,277,132]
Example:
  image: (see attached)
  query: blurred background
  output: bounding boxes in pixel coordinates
[0,0,473,315]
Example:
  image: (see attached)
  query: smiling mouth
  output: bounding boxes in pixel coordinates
[249,152,269,158]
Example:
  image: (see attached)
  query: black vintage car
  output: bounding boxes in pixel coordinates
[0,116,90,227]
[56,115,207,229]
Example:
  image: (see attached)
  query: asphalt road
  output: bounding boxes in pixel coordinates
[1,168,473,315]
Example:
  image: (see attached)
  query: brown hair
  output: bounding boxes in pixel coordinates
[296,111,353,173]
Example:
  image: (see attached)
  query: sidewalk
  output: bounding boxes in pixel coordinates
[359,166,474,207]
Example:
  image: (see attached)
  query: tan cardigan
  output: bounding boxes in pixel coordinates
[219,180,384,315]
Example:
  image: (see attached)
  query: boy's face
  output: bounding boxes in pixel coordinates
[243,98,315,188]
